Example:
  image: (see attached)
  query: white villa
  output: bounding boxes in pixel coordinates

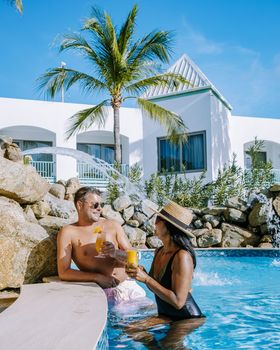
[0,54,279,186]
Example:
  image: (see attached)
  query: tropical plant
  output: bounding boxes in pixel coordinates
[7,0,23,13]
[244,137,275,192]
[144,170,209,208]
[37,5,189,163]
[106,162,143,204]
[106,162,122,204]
[208,154,244,205]
[245,137,266,169]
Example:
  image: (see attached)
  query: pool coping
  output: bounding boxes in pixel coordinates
[1,248,279,350]
[137,247,280,251]
[0,281,107,350]
[138,247,280,257]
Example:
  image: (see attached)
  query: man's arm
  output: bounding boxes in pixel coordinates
[57,226,118,288]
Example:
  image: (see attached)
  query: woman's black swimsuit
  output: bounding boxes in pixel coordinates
[149,247,204,321]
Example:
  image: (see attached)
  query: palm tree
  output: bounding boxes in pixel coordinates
[38,5,189,163]
[8,0,23,14]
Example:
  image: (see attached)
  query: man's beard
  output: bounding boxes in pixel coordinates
[88,211,101,222]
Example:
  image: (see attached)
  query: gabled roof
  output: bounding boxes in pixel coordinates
[144,54,232,110]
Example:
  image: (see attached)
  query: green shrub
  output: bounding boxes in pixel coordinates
[106,162,121,204]
[106,137,275,208]
[144,170,209,208]
[244,137,275,193]
[208,154,244,206]
[106,163,143,204]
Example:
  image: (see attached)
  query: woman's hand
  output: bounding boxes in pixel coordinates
[126,265,150,284]
[101,241,116,258]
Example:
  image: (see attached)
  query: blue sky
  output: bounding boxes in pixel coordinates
[1,0,280,118]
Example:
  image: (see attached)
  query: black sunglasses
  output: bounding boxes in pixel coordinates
[83,201,104,209]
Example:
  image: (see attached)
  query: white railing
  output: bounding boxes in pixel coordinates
[28,160,129,188]
[77,162,129,188]
[273,169,280,183]
[29,161,56,183]
[244,168,280,186]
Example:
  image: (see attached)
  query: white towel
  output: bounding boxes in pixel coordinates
[104,279,146,304]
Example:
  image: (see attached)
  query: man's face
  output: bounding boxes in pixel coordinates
[78,193,103,223]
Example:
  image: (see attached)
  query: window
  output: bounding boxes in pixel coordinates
[14,140,53,161]
[158,131,206,173]
[255,152,267,165]
[245,151,267,168]
[77,143,115,164]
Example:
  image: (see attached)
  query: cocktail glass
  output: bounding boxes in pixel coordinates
[125,249,138,273]
[93,227,106,257]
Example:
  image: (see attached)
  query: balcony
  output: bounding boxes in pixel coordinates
[29,160,129,188]
[30,161,56,183]
[77,162,129,188]
[273,169,280,183]
[244,168,280,186]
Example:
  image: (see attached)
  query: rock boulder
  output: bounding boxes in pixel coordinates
[0,157,50,204]
[0,197,57,290]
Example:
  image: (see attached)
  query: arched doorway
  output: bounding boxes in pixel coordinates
[76,130,129,186]
[244,139,280,183]
[0,125,56,182]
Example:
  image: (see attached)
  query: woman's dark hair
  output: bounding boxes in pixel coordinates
[74,186,101,207]
[164,220,197,269]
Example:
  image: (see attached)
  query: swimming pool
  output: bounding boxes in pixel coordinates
[106,249,280,350]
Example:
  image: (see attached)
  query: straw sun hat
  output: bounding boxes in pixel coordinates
[154,201,195,239]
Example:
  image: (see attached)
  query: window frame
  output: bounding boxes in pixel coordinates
[14,139,53,162]
[157,130,207,174]
[77,142,118,164]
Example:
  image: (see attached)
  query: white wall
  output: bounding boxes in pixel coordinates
[229,115,280,169]
[142,90,213,182]
[210,93,232,178]
[2,97,279,184]
[244,140,280,169]
[0,97,142,180]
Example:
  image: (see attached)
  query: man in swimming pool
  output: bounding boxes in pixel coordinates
[57,186,145,300]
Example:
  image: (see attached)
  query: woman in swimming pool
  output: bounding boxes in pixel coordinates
[127,200,204,321]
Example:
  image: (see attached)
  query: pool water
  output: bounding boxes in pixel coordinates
[107,250,280,350]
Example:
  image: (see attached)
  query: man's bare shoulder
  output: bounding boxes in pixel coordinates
[101,218,122,230]
[58,222,79,237]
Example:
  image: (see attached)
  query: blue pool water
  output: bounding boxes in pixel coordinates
[106,249,280,350]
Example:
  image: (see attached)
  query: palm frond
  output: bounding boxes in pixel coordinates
[37,68,106,98]
[37,68,65,98]
[117,4,138,54]
[83,8,124,87]
[9,0,23,13]
[15,0,22,13]
[65,100,109,139]
[104,13,122,66]
[137,98,188,143]
[84,6,107,35]
[59,34,104,69]
[125,72,191,95]
[128,30,174,65]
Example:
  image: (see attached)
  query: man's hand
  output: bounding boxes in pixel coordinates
[95,274,119,289]
[101,241,117,258]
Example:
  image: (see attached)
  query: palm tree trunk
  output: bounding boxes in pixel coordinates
[113,105,122,163]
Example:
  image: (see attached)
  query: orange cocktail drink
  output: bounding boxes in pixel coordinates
[126,249,138,270]
[93,226,105,255]
[95,234,105,253]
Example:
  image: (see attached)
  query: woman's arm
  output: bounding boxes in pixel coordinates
[130,250,193,310]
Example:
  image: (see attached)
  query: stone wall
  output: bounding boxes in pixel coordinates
[105,189,280,249]
[0,136,279,291]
